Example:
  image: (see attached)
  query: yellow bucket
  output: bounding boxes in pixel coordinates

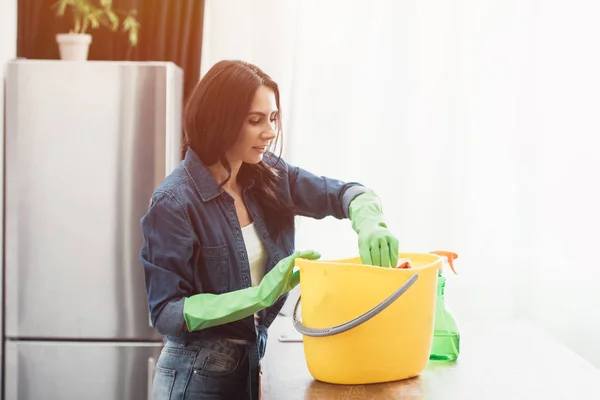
[293,252,443,385]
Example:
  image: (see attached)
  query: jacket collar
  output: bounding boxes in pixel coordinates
[183,148,259,202]
[183,148,224,202]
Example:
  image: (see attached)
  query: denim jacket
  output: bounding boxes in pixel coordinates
[140,148,369,344]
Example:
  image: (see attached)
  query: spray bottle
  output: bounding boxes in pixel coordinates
[429,251,460,361]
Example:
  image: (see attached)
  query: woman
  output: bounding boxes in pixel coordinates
[140,60,399,400]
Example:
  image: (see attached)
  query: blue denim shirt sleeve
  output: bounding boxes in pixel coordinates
[140,192,196,337]
[281,158,371,219]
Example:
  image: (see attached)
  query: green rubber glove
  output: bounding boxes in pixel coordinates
[349,192,399,268]
[183,250,321,332]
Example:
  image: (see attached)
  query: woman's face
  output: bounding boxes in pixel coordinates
[226,85,278,165]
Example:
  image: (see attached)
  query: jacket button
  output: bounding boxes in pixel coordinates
[274,255,280,262]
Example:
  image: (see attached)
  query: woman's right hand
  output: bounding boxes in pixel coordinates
[257,250,321,304]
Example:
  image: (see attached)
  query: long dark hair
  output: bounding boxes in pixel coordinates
[182,60,295,239]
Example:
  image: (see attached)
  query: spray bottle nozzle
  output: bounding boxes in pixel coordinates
[431,250,458,274]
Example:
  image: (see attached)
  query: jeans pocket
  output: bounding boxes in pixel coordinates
[184,340,250,399]
[194,344,245,378]
[152,366,176,400]
[155,340,198,399]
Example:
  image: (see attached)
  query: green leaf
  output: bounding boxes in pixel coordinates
[122,15,140,46]
[107,10,119,30]
[88,14,100,29]
[54,0,69,16]
[80,3,90,15]
[122,15,140,30]
[129,28,139,46]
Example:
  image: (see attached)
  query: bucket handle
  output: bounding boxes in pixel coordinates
[292,273,419,337]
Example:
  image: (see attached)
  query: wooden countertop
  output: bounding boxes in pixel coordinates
[261,316,600,399]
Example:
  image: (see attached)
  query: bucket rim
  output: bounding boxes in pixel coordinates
[296,252,444,271]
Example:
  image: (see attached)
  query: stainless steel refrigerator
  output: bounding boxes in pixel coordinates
[3,60,183,400]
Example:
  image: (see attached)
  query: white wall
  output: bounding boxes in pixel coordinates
[0,0,17,389]
[202,0,600,367]
[518,0,600,367]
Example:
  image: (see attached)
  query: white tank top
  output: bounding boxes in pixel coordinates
[227,223,268,344]
[241,222,268,286]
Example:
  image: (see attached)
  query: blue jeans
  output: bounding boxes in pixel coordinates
[152,337,252,400]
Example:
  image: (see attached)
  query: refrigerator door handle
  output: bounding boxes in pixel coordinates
[147,356,156,400]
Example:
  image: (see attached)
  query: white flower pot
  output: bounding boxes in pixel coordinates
[56,33,92,61]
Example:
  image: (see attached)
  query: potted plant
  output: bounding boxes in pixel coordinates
[53,0,140,61]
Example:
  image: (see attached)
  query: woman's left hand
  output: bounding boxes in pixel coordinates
[357,223,399,268]
[349,192,399,268]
